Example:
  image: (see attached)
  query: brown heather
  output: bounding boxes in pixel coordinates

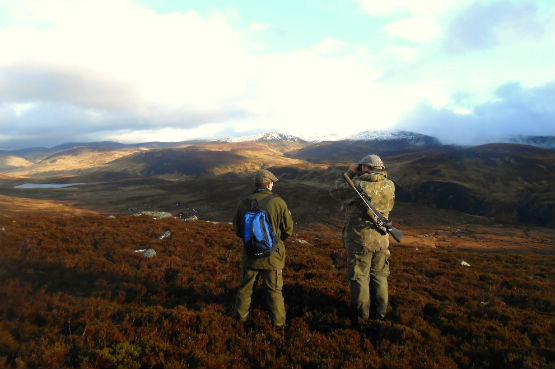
[0,215,553,368]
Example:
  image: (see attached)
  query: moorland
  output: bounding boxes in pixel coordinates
[0,132,553,368]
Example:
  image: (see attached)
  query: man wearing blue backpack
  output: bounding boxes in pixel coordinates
[233,169,294,327]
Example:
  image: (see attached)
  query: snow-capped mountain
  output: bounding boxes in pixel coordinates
[348,130,441,146]
[218,131,305,143]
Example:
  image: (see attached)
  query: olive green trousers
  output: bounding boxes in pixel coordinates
[347,248,390,319]
[234,268,285,326]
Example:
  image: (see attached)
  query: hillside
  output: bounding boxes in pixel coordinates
[100,142,311,177]
[0,215,553,369]
[284,133,441,164]
[387,144,554,225]
[0,139,553,226]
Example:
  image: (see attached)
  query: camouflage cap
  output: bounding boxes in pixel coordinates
[254,169,278,184]
[358,154,385,169]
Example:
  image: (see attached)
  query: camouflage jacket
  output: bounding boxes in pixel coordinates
[329,170,395,252]
[233,189,294,270]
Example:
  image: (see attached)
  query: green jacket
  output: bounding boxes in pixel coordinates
[330,170,395,252]
[233,189,294,270]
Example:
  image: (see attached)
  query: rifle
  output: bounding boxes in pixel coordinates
[343,173,403,243]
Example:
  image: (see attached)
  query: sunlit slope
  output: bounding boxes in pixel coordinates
[97,142,313,177]
[1,147,143,176]
[0,194,98,216]
[0,155,34,171]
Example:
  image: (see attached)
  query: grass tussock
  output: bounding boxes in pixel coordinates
[0,215,553,369]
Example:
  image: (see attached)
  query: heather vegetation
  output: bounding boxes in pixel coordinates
[1,215,553,368]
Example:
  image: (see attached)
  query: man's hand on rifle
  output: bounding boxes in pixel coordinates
[347,163,359,177]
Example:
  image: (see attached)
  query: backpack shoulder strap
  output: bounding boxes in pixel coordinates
[242,197,260,211]
[258,194,277,211]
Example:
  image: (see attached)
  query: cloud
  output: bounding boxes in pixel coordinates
[356,0,451,16]
[0,0,412,148]
[0,66,138,111]
[444,0,550,53]
[0,0,253,120]
[311,37,347,55]
[395,81,555,145]
[385,18,441,42]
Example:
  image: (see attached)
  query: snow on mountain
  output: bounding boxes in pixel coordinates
[294,132,350,142]
[348,130,441,146]
[218,131,305,143]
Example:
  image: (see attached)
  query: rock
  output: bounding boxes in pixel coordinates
[159,230,171,240]
[460,260,471,267]
[183,215,198,221]
[133,211,173,219]
[0,227,5,231]
[294,238,311,246]
[107,215,116,219]
[134,249,156,258]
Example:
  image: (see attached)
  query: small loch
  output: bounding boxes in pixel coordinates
[14,183,85,189]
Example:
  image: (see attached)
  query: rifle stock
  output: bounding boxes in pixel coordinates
[343,172,402,243]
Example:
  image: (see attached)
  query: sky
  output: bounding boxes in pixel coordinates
[0,0,553,149]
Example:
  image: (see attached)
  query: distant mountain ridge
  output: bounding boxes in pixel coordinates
[285,131,442,164]
[348,130,441,146]
[1,130,553,154]
[217,131,306,143]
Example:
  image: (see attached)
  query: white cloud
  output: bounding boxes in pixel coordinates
[0,0,252,118]
[1,0,412,145]
[311,37,347,55]
[105,123,227,143]
[381,46,419,61]
[357,0,455,16]
[385,18,441,42]
[12,103,35,117]
[243,48,407,138]
[247,22,268,32]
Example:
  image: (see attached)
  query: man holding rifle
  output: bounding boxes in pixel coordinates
[329,154,398,323]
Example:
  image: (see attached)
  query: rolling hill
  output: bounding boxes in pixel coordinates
[0,133,553,226]
[386,143,554,225]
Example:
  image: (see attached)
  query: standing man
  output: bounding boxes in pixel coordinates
[233,169,294,327]
[329,155,395,322]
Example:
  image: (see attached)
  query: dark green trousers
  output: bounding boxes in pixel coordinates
[347,248,390,319]
[234,268,285,326]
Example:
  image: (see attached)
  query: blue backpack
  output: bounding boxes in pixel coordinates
[242,194,279,257]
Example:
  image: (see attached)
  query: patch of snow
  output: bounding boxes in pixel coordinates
[219,131,304,143]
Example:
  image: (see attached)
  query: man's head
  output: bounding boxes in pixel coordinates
[358,154,385,171]
[254,169,278,189]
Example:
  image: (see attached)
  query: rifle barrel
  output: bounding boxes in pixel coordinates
[342,172,402,243]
